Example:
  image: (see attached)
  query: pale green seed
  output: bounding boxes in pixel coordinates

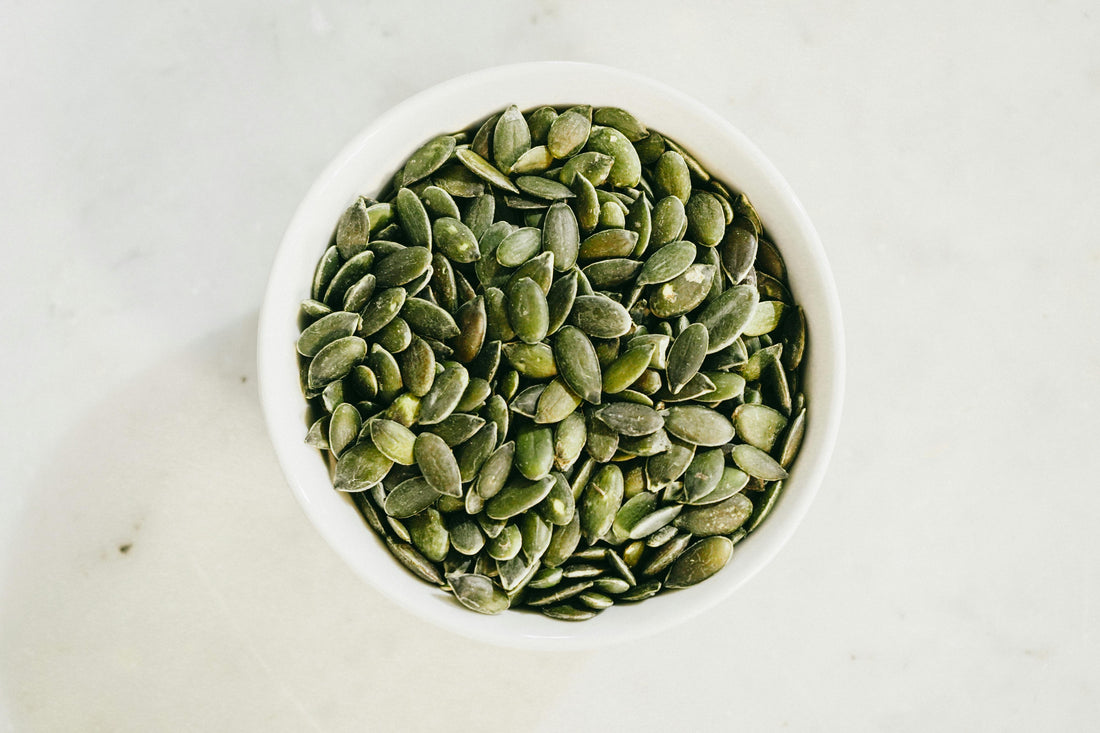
[432,217,481,263]
[585,126,642,188]
[552,326,602,405]
[449,573,509,614]
[542,202,580,271]
[655,151,692,204]
[493,104,532,173]
[414,432,462,497]
[488,524,522,561]
[535,378,583,424]
[496,227,542,267]
[398,336,435,397]
[664,405,735,446]
[559,151,614,186]
[334,438,393,492]
[573,173,600,232]
[553,411,587,471]
[547,109,591,158]
[516,423,554,481]
[648,264,716,319]
[685,192,726,247]
[743,300,787,337]
[476,440,515,500]
[454,147,520,194]
[667,322,709,395]
[486,475,556,520]
[507,277,549,345]
[511,145,554,174]
[731,443,789,480]
[501,341,557,379]
[297,311,361,357]
[734,403,789,452]
[406,508,449,563]
[370,418,417,465]
[328,403,361,458]
[386,538,444,585]
[665,536,733,588]
[516,175,576,200]
[463,193,496,239]
[593,107,648,141]
[401,135,457,186]
[421,185,461,220]
[651,196,687,247]
[683,448,725,502]
[674,494,754,536]
[395,187,432,249]
[635,240,696,287]
[595,402,664,437]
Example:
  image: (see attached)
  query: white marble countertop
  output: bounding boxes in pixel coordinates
[2,2,1098,730]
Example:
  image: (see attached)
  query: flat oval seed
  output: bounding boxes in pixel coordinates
[731,444,790,480]
[496,227,542,267]
[585,126,642,188]
[553,326,602,405]
[454,147,519,194]
[507,277,549,344]
[665,536,733,588]
[536,473,576,526]
[720,225,758,284]
[743,300,787,337]
[457,422,497,482]
[651,196,687,247]
[370,418,417,465]
[375,317,412,354]
[635,240,696,287]
[516,423,554,481]
[535,378,583,424]
[334,200,371,258]
[579,464,624,545]
[602,344,657,394]
[667,323,709,395]
[401,134,457,186]
[501,342,557,378]
[476,440,515,499]
[297,311,362,357]
[570,295,633,338]
[585,414,620,463]
[488,524,522,561]
[511,145,554,174]
[628,504,684,540]
[402,297,460,341]
[395,187,432,249]
[582,258,642,290]
[664,405,735,447]
[734,403,789,452]
[530,566,564,589]
[654,151,692,204]
[386,539,444,585]
[648,264,716,319]
[674,493,754,536]
[578,228,639,260]
[545,269,578,336]
[323,250,375,307]
[398,336,435,397]
[547,109,591,158]
[312,246,342,300]
[493,104,532,173]
[626,193,652,258]
[418,363,469,426]
[542,202,580,271]
[452,295,486,363]
[449,519,486,556]
[683,448,726,502]
[486,475,556,520]
[334,438,393,492]
[449,573,509,614]
[432,217,481,263]
[307,336,367,392]
[516,175,576,200]
[572,174,600,232]
[685,192,726,247]
[595,402,664,437]
[374,247,432,288]
[778,407,807,469]
[509,251,555,295]
[342,274,377,313]
[540,604,598,621]
[543,512,582,567]
[612,492,658,539]
[357,286,406,339]
[328,403,361,458]
[593,107,648,141]
[463,193,496,239]
[554,411,587,471]
[406,508,449,563]
[641,532,693,577]
[414,432,462,497]
[559,151,614,187]
[421,185,461,220]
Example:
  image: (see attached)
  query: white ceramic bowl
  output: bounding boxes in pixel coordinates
[258,61,844,650]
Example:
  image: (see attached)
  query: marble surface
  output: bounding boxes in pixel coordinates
[1,1,1098,730]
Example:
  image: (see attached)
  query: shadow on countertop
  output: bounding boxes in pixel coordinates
[0,313,584,732]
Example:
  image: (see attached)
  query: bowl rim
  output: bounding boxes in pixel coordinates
[258,60,845,650]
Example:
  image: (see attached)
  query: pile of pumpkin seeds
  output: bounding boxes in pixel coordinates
[297,104,807,621]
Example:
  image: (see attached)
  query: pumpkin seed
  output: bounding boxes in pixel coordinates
[654,151,692,203]
[516,175,575,200]
[488,524,522,561]
[457,422,497,483]
[595,402,664,437]
[454,147,519,194]
[611,492,658,540]
[665,405,735,446]
[386,538,444,585]
[307,336,367,392]
[536,472,576,526]
[530,566,564,589]
[486,475,556,520]
[507,276,549,344]
[534,378,583,424]
[370,419,417,465]
[511,145,554,174]
[401,135,456,186]
[402,297,460,341]
[734,403,789,452]
[572,173,600,232]
[579,464,624,544]
[666,322,709,395]
[375,316,412,353]
[585,126,642,187]
[578,229,639,260]
[731,443,789,480]
[554,411,587,471]
[648,264,716,319]
[651,196,687,247]
[502,341,557,378]
[449,573,508,614]
[414,432,462,497]
[476,441,515,499]
[496,226,541,267]
[357,287,406,338]
[406,508,449,562]
[743,300,787,337]
[526,106,557,143]
[297,311,362,357]
[333,437,392,493]
[665,536,733,588]
[547,109,591,158]
[449,296,486,365]
[559,151,614,187]
[492,105,532,173]
[397,336,435,397]
[685,192,726,247]
[418,363,469,425]
[593,107,647,141]
[342,274,377,313]
[515,423,554,481]
[570,295,633,338]
[427,414,485,448]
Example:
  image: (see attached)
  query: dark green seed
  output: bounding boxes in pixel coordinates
[547,109,591,158]
[648,264,716,319]
[334,438,393,493]
[297,311,362,357]
[496,226,542,267]
[418,363,469,425]
[579,464,624,544]
[452,295,486,363]
[357,287,407,338]
[593,107,648,141]
[542,202,580,271]
[414,432,462,497]
[664,405,735,446]
[432,217,480,263]
[486,475,556,520]
[585,126,642,188]
[493,104,532,173]
[421,184,461,220]
[395,188,432,249]
[553,326,602,405]
[502,342,558,379]
[570,295,633,338]
[457,422,497,482]
[594,402,664,437]
[674,493,754,536]
[516,175,576,200]
[573,174,600,232]
[449,573,508,614]
[516,423,554,481]
[307,336,367,392]
[375,316,412,354]
[685,192,726,247]
[454,147,519,194]
[401,135,457,186]
[507,277,549,345]
[665,536,733,588]
[476,440,515,499]
[402,297,460,341]
[651,196,687,247]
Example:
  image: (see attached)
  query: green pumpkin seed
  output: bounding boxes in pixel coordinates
[545,326,602,405]
[686,466,749,506]
[648,264,716,319]
[334,438,393,492]
[431,217,480,264]
[342,273,378,313]
[449,573,508,614]
[470,113,498,159]
[601,343,657,395]
[505,277,548,345]
[625,194,652,259]
[593,107,648,141]
[530,566,564,589]
[582,258,642,290]
[594,577,631,594]
[585,126,642,187]
[397,336,435,397]
[305,415,329,450]
[421,185,461,220]
[375,316,412,354]
[383,393,420,427]
[454,147,520,194]
[418,363,468,425]
[685,192,726,247]
[746,480,784,532]
[651,196,687,247]
[515,423,554,481]
[429,253,457,312]
[511,145,554,174]
[720,225,758,284]
[664,405,735,446]
[406,508,449,563]
[559,151,614,187]
[509,384,545,419]
[401,135,456,186]
[666,322,709,395]
[743,300,787,337]
[327,403,361,457]
[297,311,362,357]
[501,341,557,379]
[547,109,591,158]
[496,226,542,267]
[456,376,491,413]
[335,199,371,259]
[618,428,671,457]
[457,422,497,482]
[570,295,633,338]
[595,402,664,437]
[476,440,515,499]
[463,193,496,239]
[536,472,576,526]
[579,464,624,545]
[357,287,407,338]
[633,127,666,164]
[516,175,576,200]
[554,411,587,471]
[542,202,580,272]
[577,228,638,261]
[654,151,692,204]
[386,538,444,585]
[755,238,787,281]
[488,524,522,561]
[402,297,460,341]
[618,580,662,602]
[543,269,578,337]
[486,475,556,520]
[682,448,725,502]
[641,532,692,577]
[394,188,432,249]
[731,443,789,480]
[628,504,683,540]
[414,432,462,497]
[778,407,806,469]
[468,338,501,383]
[664,536,733,588]
[509,250,555,295]
[572,173,600,232]
[598,201,626,229]
[449,518,486,556]
[307,336,367,392]
[585,413,620,463]
[483,287,515,342]
[519,512,553,562]
[300,298,332,321]
[733,403,789,452]
[526,106,557,143]
[655,373,716,403]
[562,564,603,579]
[451,296,486,364]
[323,250,374,308]
[544,511,582,567]
[534,378,583,424]
[493,104,532,173]
[365,345,401,403]
[611,492,658,539]
[674,493,753,537]
[370,418,417,465]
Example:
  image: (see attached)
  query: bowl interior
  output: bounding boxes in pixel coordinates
[258,61,844,650]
